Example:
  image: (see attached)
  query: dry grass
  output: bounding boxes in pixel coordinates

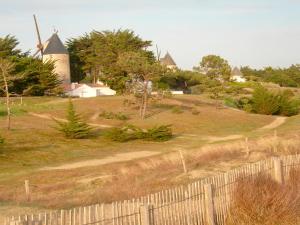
[226,169,300,225]
[1,95,300,217]
[1,133,300,210]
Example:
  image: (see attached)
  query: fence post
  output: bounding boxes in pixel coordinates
[24,180,30,201]
[204,184,216,225]
[273,158,283,184]
[140,204,151,225]
[178,150,187,174]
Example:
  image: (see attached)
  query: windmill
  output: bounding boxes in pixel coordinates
[31,15,71,84]
[33,14,44,58]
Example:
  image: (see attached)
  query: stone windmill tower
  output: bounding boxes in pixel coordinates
[33,15,71,84]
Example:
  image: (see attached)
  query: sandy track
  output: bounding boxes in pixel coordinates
[41,151,160,171]
[257,116,287,130]
[28,112,112,128]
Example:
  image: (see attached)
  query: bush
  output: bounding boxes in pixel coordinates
[55,99,92,139]
[144,125,173,141]
[226,170,300,225]
[251,86,280,115]
[105,124,172,142]
[243,86,299,116]
[99,111,129,121]
[224,97,238,108]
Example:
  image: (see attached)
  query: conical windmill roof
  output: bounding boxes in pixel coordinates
[160,52,176,66]
[231,67,243,76]
[43,33,68,55]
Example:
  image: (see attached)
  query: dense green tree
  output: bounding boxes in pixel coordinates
[0,35,23,58]
[0,35,61,96]
[197,55,231,81]
[66,29,154,93]
[55,99,92,139]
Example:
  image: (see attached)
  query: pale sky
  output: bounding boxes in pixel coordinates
[1,0,300,69]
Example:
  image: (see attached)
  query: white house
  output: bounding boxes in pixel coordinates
[64,82,116,98]
[231,67,246,83]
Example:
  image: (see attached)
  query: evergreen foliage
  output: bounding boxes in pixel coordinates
[241,65,300,87]
[0,35,61,96]
[99,111,129,121]
[237,87,300,116]
[196,55,232,81]
[105,124,172,142]
[55,99,92,139]
[66,29,154,93]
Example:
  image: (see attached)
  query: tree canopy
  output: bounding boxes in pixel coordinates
[0,35,61,96]
[66,29,155,93]
[241,65,300,87]
[196,55,231,81]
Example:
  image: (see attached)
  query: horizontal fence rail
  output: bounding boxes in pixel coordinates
[5,154,300,225]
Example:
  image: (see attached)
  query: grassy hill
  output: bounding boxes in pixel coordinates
[0,95,299,218]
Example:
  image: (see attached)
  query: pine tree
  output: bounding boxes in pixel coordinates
[55,99,92,139]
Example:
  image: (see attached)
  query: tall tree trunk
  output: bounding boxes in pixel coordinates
[141,80,149,120]
[3,72,11,130]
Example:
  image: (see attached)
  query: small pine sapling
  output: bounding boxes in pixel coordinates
[55,99,92,139]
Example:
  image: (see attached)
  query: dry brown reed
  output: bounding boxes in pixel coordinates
[226,169,300,225]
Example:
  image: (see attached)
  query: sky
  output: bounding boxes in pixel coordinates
[1,0,300,70]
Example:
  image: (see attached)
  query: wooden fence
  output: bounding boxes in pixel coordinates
[5,154,300,225]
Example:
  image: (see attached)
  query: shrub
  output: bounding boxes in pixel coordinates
[105,124,172,142]
[226,170,300,225]
[247,86,299,116]
[55,99,92,139]
[144,125,173,141]
[99,111,129,121]
[251,86,280,115]
[224,97,238,108]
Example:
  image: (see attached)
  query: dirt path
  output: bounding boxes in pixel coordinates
[90,111,100,121]
[182,116,287,143]
[257,116,287,130]
[28,112,112,128]
[41,151,160,171]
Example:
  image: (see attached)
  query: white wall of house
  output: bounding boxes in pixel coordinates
[95,87,116,96]
[67,84,116,98]
[231,75,246,83]
[68,85,95,98]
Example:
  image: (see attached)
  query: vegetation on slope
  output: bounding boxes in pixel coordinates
[55,99,92,139]
[105,124,172,142]
[226,170,300,225]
